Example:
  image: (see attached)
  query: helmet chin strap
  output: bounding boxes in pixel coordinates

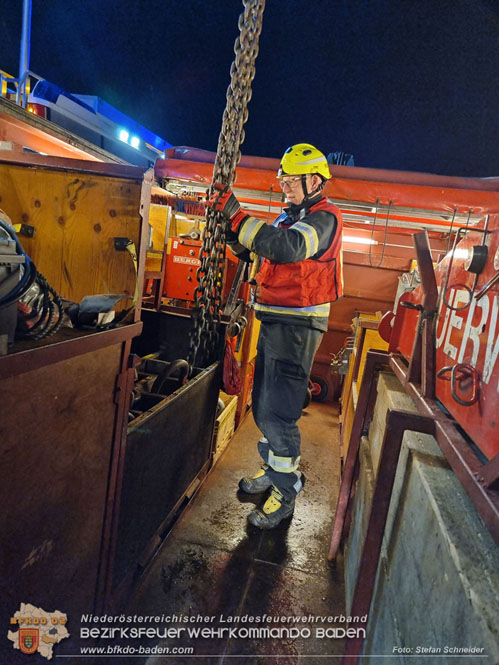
[301,174,309,198]
[301,174,324,201]
[287,179,323,215]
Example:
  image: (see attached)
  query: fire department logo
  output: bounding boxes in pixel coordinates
[8,603,69,660]
[19,628,39,654]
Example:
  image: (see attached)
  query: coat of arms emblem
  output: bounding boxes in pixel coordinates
[19,628,39,654]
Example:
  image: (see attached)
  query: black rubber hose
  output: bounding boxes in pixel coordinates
[0,219,37,308]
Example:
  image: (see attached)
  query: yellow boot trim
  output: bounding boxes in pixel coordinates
[252,467,268,480]
[263,489,284,515]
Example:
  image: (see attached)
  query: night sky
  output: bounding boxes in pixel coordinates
[1,0,499,177]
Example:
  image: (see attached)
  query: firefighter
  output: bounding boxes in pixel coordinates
[209,143,343,528]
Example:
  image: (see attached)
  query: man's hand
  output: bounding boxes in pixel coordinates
[207,183,248,232]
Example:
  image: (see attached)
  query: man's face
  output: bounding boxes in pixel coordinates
[279,174,320,205]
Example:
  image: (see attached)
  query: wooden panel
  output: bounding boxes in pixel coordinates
[168,211,206,238]
[0,343,123,658]
[339,351,357,457]
[0,162,143,304]
[235,316,260,363]
[357,328,389,386]
[338,314,388,457]
[146,203,169,273]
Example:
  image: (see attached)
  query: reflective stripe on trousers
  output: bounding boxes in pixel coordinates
[252,323,323,498]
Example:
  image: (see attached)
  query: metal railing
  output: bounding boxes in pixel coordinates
[0,69,43,108]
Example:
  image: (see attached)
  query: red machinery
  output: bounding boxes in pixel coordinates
[163,236,202,301]
[330,227,499,664]
[162,235,240,305]
[387,213,499,461]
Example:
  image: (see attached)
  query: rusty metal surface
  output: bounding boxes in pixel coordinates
[0,341,127,661]
[479,454,499,491]
[394,219,499,460]
[405,231,438,397]
[0,323,142,380]
[383,225,499,544]
[415,231,438,398]
[110,361,221,595]
[96,339,137,612]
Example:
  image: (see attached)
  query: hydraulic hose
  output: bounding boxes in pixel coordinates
[0,218,37,309]
[0,218,63,340]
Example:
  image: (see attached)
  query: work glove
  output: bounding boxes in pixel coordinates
[226,240,252,263]
[207,183,248,233]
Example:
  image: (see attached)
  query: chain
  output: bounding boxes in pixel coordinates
[188,0,265,369]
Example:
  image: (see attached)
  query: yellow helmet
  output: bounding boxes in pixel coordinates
[277,143,331,180]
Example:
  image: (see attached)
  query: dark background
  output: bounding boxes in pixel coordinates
[1,0,498,176]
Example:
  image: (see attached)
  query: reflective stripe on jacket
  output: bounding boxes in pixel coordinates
[255,198,343,308]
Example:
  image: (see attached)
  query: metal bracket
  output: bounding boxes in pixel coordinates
[114,237,131,251]
[18,223,35,238]
[406,231,438,398]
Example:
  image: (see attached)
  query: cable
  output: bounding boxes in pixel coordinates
[0,218,64,340]
[16,272,64,340]
[266,185,274,223]
[0,218,37,310]
[444,206,458,257]
[440,209,474,313]
[369,199,392,269]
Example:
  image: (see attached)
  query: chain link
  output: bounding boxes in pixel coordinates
[188,0,265,369]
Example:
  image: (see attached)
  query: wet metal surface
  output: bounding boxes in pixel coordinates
[127,402,346,664]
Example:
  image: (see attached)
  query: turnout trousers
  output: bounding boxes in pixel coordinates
[251,321,323,499]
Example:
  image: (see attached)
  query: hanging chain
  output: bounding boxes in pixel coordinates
[188,0,265,369]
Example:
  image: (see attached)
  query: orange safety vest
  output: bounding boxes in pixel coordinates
[255,197,343,308]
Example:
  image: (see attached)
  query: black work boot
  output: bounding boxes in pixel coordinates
[247,486,295,529]
[238,464,273,494]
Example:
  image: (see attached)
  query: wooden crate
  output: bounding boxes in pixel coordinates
[0,155,148,313]
[339,312,388,459]
[212,391,238,465]
[145,203,170,273]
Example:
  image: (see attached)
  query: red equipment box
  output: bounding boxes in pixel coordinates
[163,237,201,301]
